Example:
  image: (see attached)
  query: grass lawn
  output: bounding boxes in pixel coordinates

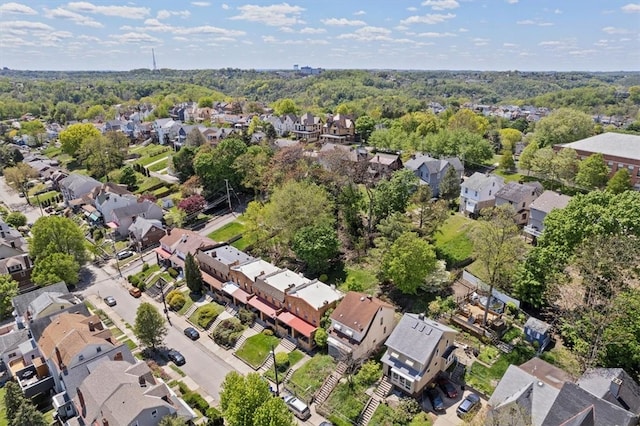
[28,190,60,205]
[465,344,535,395]
[0,387,7,426]
[123,339,138,351]
[135,177,164,193]
[110,326,125,338]
[235,333,281,369]
[137,150,171,167]
[338,266,379,293]
[434,213,476,268]
[288,354,336,402]
[264,350,305,384]
[207,220,246,242]
[323,382,368,424]
[465,260,489,283]
[131,264,161,285]
[148,158,169,172]
[188,303,225,329]
[494,169,524,182]
[177,294,195,315]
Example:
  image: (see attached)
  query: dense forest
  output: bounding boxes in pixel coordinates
[1,69,639,121]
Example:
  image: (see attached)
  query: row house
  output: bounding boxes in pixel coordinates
[59,173,101,207]
[494,181,544,226]
[523,190,572,240]
[293,112,322,141]
[155,229,216,271]
[266,114,297,137]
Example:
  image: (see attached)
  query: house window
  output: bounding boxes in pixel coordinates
[522,202,525,208]
[464,188,468,194]
[522,213,527,220]
[78,354,84,361]
[380,317,383,325]
[151,410,158,418]
[489,190,492,196]
[384,326,387,334]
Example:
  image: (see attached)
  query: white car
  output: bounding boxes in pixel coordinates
[116,250,134,260]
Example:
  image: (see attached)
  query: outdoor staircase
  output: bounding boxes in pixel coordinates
[232,328,257,351]
[451,361,466,383]
[251,322,265,333]
[184,303,199,318]
[258,355,274,374]
[314,361,348,405]
[357,377,393,426]
[225,304,239,316]
[282,367,295,384]
[279,338,297,352]
[208,311,231,333]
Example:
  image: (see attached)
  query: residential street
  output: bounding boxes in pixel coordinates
[0,176,45,224]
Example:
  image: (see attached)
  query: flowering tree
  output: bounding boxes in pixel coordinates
[178,194,205,215]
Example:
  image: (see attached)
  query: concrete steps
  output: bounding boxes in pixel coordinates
[279,338,297,352]
[251,322,265,333]
[357,397,381,426]
[314,361,348,405]
[232,328,257,351]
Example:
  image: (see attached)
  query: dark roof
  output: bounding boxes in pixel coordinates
[577,368,640,415]
[524,317,552,335]
[384,313,456,365]
[542,382,638,426]
[495,181,543,203]
[530,190,572,214]
[0,329,30,355]
[28,303,90,343]
[12,282,69,318]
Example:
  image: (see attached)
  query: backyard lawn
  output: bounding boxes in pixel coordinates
[235,332,280,369]
[464,344,535,395]
[434,213,476,268]
[288,354,336,403]
[207,220,246,243]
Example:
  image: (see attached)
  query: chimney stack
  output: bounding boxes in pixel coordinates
[88,321,95,332]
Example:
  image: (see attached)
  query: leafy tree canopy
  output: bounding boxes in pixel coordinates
[607,168,633,194]
[31,252,80,286]
[59,122,101,156]
[133,302,167,351]
[382,232,437,295]
[292,224,339,275]
[0,276,18,318]
[29,216,87,264]
[575,153,609,189]
[533,107,594,148]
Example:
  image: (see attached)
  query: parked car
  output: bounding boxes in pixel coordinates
[426,388,445,412]
[283,395,311,420]
[437,377,458,398]
[103,296,117,307]
[167,349,186,366]
[457,393,481,418]
[129,287,142,298]
[184,327,200,340]
[116,250,134,260]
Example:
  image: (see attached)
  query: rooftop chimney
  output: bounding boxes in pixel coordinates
[113,351,123,361]
[55,347,63,368]
[418,313,425,321]
[88,321,95,332]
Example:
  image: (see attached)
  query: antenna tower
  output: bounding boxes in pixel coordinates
[152,48,157,71]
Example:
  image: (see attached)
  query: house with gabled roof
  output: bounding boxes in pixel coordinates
[404,154,464,197]
[0,252,34,293]
[459,172,505,216]
[128,217,165,249]
[368,152,403,179]
[327,292,395,363]
[109,199,163,237]
[60,174,102,206]
[320,114,355,143]
[495,181,544,226]
[12,282,73,329]
[196,243,255,297]
[524,190,572,239]
[293,112,322,141]
[381,313,457,397]
[155,228,216,271]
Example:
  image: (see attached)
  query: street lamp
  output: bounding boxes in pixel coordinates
[111,239,122,278]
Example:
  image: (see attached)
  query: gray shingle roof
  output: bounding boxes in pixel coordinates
[560,133,640,161]
[128,217,163,239]
[495,181,543,203]
[12,282,69,318]
[384,313,456,366]
[60,174,101,193]
[461,172,504,192]
[0,329,30,355]
[577,368,640,415]
[530,190,572,214]
[524,317,551,335]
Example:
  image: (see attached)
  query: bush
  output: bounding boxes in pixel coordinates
[263,328,274,337]
[238,308,255,326]
[212,318,245,348]
[167,291,186,311]
[168,267,179,278]
[206,407,224,426]
[141,262,149,272]
[92,228,104,241]
[128,275,140,286]
[275,352,289,370]
[5,211,27,228]
[195,305,220,329]
[355,360,381,387]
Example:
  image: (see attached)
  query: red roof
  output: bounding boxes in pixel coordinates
[154,247,171,259]
[202,272,223,291]
[248,297,278,319]
[278,311,317,338]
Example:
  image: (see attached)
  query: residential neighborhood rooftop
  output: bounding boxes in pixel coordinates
[529,190,572,214]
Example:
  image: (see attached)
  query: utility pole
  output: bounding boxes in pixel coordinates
[224,179,233,213]
[111,239,122,278]
[271,345,279,396]
[160,277,171,326]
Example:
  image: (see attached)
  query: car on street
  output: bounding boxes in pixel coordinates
[437,377,458,398]
[426,388,445,412]
[103,296,117,307]
[129,287,142,298]
[167,349,186,366]
[184,327,200,340]
[457,393,481,418]
[116,250,134,260]
[283,395,311,420]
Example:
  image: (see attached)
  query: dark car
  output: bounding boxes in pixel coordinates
[457,393,481,418]
[426,388,445,412]
[438,377,458,398]
[167,349,186,366]
[184,327,200,340]
[103,296,117,307]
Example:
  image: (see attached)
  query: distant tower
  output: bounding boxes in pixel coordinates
[152,48,157,71]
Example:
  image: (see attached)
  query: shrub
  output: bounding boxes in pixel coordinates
[262,328,274,337]
[196,305,220,329]
[92,228,104,241]
[167,291,186,311]
[206,407,224,426]
[128,275,140,286]
[238,308,255,326]
[212,318,245,348]
[355,360,381,387]
[141,262,149,272]
[168,267,179,278]
[5,211,27,228]
[275,352,289,370]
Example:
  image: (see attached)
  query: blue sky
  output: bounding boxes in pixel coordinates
[0,1,639,71]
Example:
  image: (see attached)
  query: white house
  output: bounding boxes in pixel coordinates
[459,172,505,216]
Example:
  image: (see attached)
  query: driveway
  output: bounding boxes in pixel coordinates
[432,389,486,426]
[0,176,45,224]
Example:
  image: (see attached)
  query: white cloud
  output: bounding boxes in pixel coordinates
[279,26,294,33]
[173,36,189,41]
[621,3,640,13]
[2,20,54,31]
[473,37,490,46]
[602,26,630,34]
[538,41,562,46]
[136,18,246,37]
[300,27,326,34]
[554,9,562,14]
[191,1,210,6]
[262,35,328,45]
[221,4,229,10]
[407,7,418,11]
[321,18,366,26]
[66,2,150,19]
[417,31,456,37]
[337,26,392,41]
[44,7,103,27]
[230,3,305,26]
[458,27,468,32]
[400,13,455,25]
[421,0,459,10]
[156,10,191,20]
[354,10,366,16]
[517,19,553,26]
[503,42,517,47]
[0,2,37,15]
[506,0,518,4]
[569,49,596,56]
[109,32,161,44]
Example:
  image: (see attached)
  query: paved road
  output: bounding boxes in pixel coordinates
[0,176,45,224]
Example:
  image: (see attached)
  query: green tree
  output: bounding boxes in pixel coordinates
[292,225,339,274]
[4,163,38,200]
[575,153,609,189]
[439,165,461,203]
[470,205,528,326]
[447,108,489,135]
[185,128,206,147]
[233,144,273,196]
[29,216,87,264]
[271,98,299,116]
[498,128,522,151]
[410,185,449,236]
[198,96,214,108]
[370,169,419,227]
[252,396,295,426]
[119,166,137,189]
[220,372,274,426]
[31,252,80,286]
[355,115,376,142]
[247,116,260,136]
[554,147,579,184]
[84,105,106,120]
[11,402,48,426]
[194,138,247,194]
[0,276,18,318]
[382,232,437,295]
[170,146,197,183]
[518,141,538,174]
[184,252,204,295]
[498,150,515,171]
[133,302,167,351]
[533,108,593,148]
[78,132,127,179]
[530,146,558,182]
[59,123,101,156]
[314,327,328,348]
[5,212,27,228]
[158,415,188,426]
[4,381,25,424]
[607,168,632,194]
